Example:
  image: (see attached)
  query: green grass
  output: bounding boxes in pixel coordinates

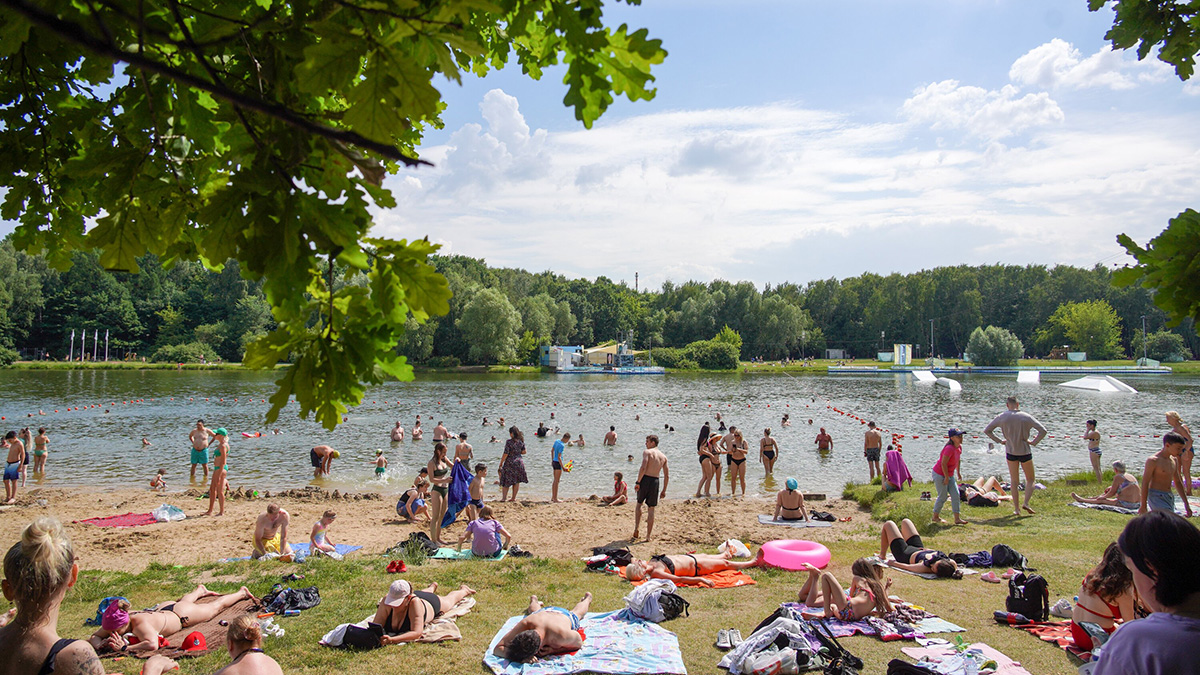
[67,474,1130,675]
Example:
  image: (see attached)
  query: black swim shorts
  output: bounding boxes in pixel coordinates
[1006,453,1032,463]
[552,461,563,471]
[636,476,660,507]
[865,447,881,462]
[890,533,924,565]
[310,448,321,468]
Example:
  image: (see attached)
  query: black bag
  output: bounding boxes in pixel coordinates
[887,658,937,674]
[263,586,321,613]
[810,510,837,522]
[813,620,862,674]
[406,531,439,555]
[658,592,690,621]
[340,622,384,650]
[991,544,1030,570]
[591,546,633,567]
[1006,572,1049,622]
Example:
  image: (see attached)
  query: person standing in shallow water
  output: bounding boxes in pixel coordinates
[551,433,570,503]
[760,428,780,475]
[499,426,528,502]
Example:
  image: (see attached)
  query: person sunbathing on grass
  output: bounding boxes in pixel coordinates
[878,519,962,579]
[372,580,477,646]
[961,476,1014,507]
[797,558,893,621]
[624,549,765,587]
[88,586,257,653]
[1072,460,1142,510]
[140,613,283,675]
[493,593,593,662]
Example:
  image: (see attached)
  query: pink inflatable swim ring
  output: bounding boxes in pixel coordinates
[762,539,831,570]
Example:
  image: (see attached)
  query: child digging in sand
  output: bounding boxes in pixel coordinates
[310,510,340,558]
[150,469,167,491]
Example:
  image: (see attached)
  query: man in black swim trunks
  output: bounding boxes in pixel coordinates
[864,422,883,481]
[631,435,669,541]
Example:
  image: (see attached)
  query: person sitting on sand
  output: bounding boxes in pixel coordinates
[396,481,431,523]
[89,586,256,653]
[960,476,1014,507]
[877,519,962,578]
[1071,542,1136,652]
[150,468,168,491]
[373,580,477,646]
[1092,511,1200,675]
[797,558,893,621]
[310,445,339,478]
[141,613,284,675]
[310,511,337,556]
[457,505,512,558]
[601,472,628,506]
[1,517,109,675]
[253,504,294,561]
[773,478,808,521]
[1073,461,1142,510]
[493,593,593,662]
[624,550,765,587]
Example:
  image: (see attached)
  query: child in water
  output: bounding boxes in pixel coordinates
[149,469,167,491]
[467,463,487,521]
[310,510,339,558]
[372,449,388,477]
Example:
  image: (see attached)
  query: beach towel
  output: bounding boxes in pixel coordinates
[901,642,1033,675]
[484,610,687,675]
[884,449,913,490]
[1071,502,1138,515]
[442,461,475,528]
[617,566,756,588]
[867,555,977,579]
[100,597,258,660]
[757,515,834,528]
[219,543,362,563]
[433,547,509,560]
[785,603,963,641]
[320,596,476,648]
[1016,620,1092,662]
[76,512,158,528]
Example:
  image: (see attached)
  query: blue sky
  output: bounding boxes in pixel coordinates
[376,0,1200,289]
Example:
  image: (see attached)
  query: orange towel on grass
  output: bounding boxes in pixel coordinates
[616,566,756,588]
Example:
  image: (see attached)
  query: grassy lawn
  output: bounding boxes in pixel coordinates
[66,473,1130,675]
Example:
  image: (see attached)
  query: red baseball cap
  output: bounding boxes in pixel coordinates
[180,631,206,652]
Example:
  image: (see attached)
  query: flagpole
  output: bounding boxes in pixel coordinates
[105,329,110,361]
[69,329,75,361]
[92,329,98,361]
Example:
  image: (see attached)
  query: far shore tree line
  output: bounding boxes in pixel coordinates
[0,241,1194,369]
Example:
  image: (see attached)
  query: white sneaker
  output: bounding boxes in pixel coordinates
[729,629,744,646]
[715,628,732,650]
[1049,598,1073,618]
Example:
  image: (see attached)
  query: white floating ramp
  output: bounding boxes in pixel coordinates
[934,377,962,391]
[1017,371,1040,384]
[912,370,937,383]
[1058,375,1138,393]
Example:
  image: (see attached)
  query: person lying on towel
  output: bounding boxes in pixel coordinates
[373,580,476,645]
[625,550,764,587]
[494,593,593,662]
[89,585,256,653]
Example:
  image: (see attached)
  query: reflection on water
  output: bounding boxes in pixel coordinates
[0,370,1196,497]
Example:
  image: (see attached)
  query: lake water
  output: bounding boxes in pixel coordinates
[1,370,1196,498]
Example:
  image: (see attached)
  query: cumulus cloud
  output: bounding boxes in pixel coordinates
[1009,39,1173,90]
[434,89,548,193]
[901,80,1064,140]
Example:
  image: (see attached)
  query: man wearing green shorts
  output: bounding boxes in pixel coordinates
[189,420,213,482]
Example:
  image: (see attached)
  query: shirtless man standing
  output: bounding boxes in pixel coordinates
[3,431,24,504]
[454,433,473,464]
[631,435,669,541]
[432,421,449,443]
[1141,432,1192,516]
[204,428,230,516]
[391,421,405,442]
[815,428,833,452]
[188,420,213,482]
[493,593,593,663]
[310,445,339,478]
[603,426,618,446]
[864,422,883,481]
[984,396,1048,516]
[253,504,294,560]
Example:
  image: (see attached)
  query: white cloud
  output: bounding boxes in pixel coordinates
[372,89,1200,288]
[901,80,1064,140]
[1009,38,1174,90]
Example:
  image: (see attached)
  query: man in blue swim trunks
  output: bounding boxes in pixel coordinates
[188,420,214,483]
[493,592,593,663]
[1141,432,1192,517]
[3,430,26,504]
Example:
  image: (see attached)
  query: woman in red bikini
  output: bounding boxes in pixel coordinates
[1071,542,1137,651]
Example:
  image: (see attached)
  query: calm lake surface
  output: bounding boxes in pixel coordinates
[1,370,1197,497]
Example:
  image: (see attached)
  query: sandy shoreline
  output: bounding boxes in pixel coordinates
[0,484,866,572]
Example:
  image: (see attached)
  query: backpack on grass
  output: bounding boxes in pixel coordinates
[658,592,690,621]
[1006,572,1049,622]
[991,544,1032,570]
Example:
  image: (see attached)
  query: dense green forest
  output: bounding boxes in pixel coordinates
[0,239,1194,366]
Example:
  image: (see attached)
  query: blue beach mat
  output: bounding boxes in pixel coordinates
[219,543,362,563]
[484,610,687,675]
[433,547,509,560]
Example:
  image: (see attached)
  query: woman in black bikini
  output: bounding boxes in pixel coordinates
[760,428,780,476]
[625,550,765,588]
[877,519,962,578]
[89,585,256,653]
[695,423,717,497]
[0,517,105,675]
[142,613,283,675]
[373,580,477,645]
[727,429,749,497]
[427,443,453,545]
[773,478,808,520]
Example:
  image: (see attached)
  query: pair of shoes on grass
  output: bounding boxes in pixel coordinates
[982,568,1020,583]
[714,628,743,650]
[386,560,407,573]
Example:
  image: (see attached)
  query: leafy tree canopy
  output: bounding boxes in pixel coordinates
[0,0,665,428]
[1036,300,1125,360]
[965,325,1023,366]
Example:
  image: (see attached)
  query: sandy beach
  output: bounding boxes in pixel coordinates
[0,483,864,571]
